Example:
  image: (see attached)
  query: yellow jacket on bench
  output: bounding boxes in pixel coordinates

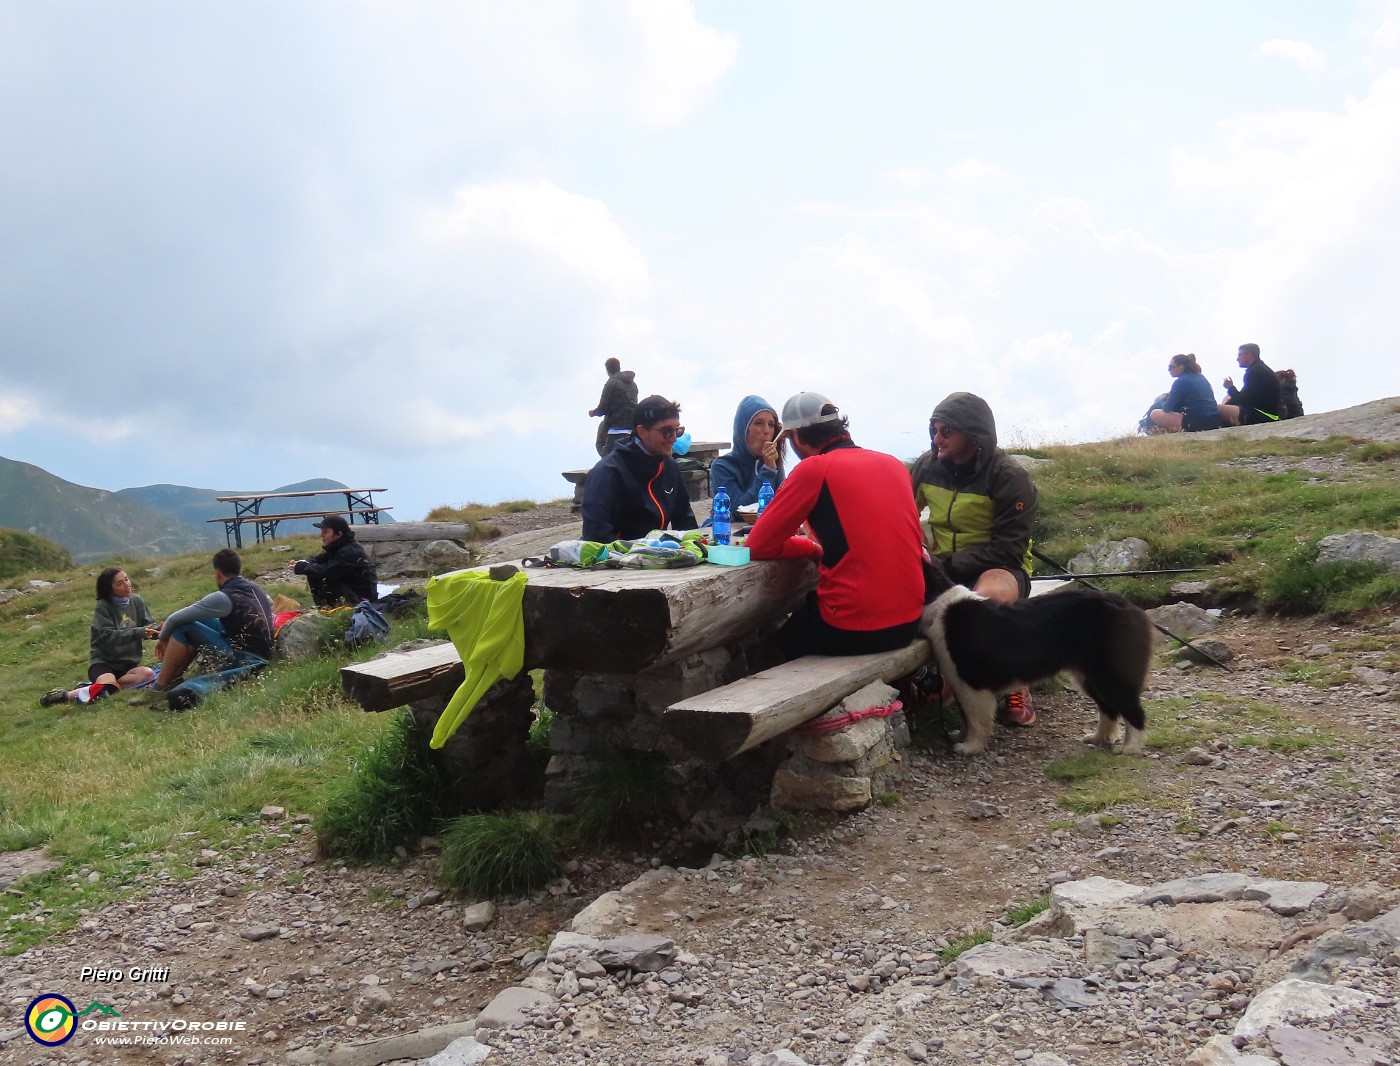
[424,569,527,749]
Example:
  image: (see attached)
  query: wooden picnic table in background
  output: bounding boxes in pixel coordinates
[211,487,390,548]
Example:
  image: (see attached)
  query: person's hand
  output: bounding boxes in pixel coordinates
[759,440,780,469]
[293,560,309,575]
[144,624,160,639]
[1223,376,1235,391]
[155,638,168,661]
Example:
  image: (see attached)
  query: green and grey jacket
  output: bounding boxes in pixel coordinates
[910,392,1038,584]
[88,595,156,670]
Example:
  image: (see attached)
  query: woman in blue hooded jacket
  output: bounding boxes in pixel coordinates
[708,395,786,507]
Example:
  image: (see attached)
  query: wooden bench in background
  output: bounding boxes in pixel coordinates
[209,507,392,548]
[212,486,389,548]
[562,440,730,513]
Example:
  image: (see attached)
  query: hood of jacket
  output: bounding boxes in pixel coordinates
[725,395,779,467]
[613,369,635,385]
[930,392,997,457]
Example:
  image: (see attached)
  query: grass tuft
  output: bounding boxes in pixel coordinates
[315,712,448,863]
[568,750,678,842]
[438,811,562,897]
[1006,895,1050,926]
[939,927,994,962]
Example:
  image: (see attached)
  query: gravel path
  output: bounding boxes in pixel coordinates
[2,615,1396,1066]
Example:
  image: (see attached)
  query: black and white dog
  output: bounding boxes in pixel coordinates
[919,561,1152,756]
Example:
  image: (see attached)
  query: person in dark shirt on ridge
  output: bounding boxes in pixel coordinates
[1219,343,1282,426]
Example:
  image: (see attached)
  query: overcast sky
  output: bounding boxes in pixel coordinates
[3,1,1399,521]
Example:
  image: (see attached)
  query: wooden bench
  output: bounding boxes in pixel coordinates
[343,637,931,763]
[561,470,590,511]
[342,641,463,713]
[663,640,932,762]
[209,507,392,547]
[561,440,731,513]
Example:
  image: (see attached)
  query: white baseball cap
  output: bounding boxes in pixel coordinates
[779,392,842,433]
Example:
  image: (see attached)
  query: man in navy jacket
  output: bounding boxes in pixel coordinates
[581,395,698,542]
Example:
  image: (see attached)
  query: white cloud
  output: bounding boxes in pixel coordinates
[1257,38,1330,76]
[615,0,739,129]
[944,155,1011,186]
[0,387,40,435]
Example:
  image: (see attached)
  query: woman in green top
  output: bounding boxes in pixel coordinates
[40,567,161,706]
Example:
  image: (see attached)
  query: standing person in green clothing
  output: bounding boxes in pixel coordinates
[589,357,639,457]
[40,567,161,706]
[910,392,1040,726]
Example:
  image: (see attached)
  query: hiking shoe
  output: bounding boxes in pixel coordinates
[1000,688,1036,727]
[902,666,954,705]
[39,688,68,707]
[127,685,170,708]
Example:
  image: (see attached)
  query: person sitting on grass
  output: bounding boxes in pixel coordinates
[132,548,275,705]
[293,514,377,607]
[40,567,161,707]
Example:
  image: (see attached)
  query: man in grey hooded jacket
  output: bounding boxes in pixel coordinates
[910,391,1040,725]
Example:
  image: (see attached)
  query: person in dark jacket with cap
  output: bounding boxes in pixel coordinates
[910,391,1039,725]
[294,514,378,606]
[581,394,698,542]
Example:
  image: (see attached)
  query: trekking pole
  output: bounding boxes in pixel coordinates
[1030,568,1209,581]
[1030,548,1234,672]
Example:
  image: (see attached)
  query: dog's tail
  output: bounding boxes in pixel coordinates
[1083,599,1153,731]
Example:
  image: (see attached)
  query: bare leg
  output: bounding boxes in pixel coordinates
[158,640,199,689]
[1149,409,1185,432]
[1217,403,1241,426]
[972,569,1020,604]
[116,666,155,689]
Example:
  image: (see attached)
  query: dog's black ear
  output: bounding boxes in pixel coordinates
[922,554,954,604]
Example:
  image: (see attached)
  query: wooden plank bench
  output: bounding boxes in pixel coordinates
[561,440,731,513]
[342,641,462,713]
[208,507,392,547]
[343,637,932,765]
[561,470,590,511]
[663,640,932,762]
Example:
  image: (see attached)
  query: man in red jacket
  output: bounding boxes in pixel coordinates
[746,392,925,656]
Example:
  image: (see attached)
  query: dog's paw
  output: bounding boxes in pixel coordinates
[952,740,987,757]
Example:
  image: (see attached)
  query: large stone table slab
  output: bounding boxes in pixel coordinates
[342,558,817,711]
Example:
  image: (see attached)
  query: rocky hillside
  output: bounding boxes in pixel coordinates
[0,455,215,562]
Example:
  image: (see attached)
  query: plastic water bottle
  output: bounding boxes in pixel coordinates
[756,480,774,517]
[711,487,732,546]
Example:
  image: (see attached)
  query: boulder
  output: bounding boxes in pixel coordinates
[1315,530,1400,571]
[1068,537,1150,574]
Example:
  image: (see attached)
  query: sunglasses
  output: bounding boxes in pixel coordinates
[931,424,959,440]
[649,424,686,440]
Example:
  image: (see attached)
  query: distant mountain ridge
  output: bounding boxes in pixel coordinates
[1,456,389,563]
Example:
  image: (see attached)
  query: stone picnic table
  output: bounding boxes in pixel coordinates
[344,556,818,706]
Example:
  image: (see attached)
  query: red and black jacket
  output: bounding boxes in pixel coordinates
[747,439,924,631]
